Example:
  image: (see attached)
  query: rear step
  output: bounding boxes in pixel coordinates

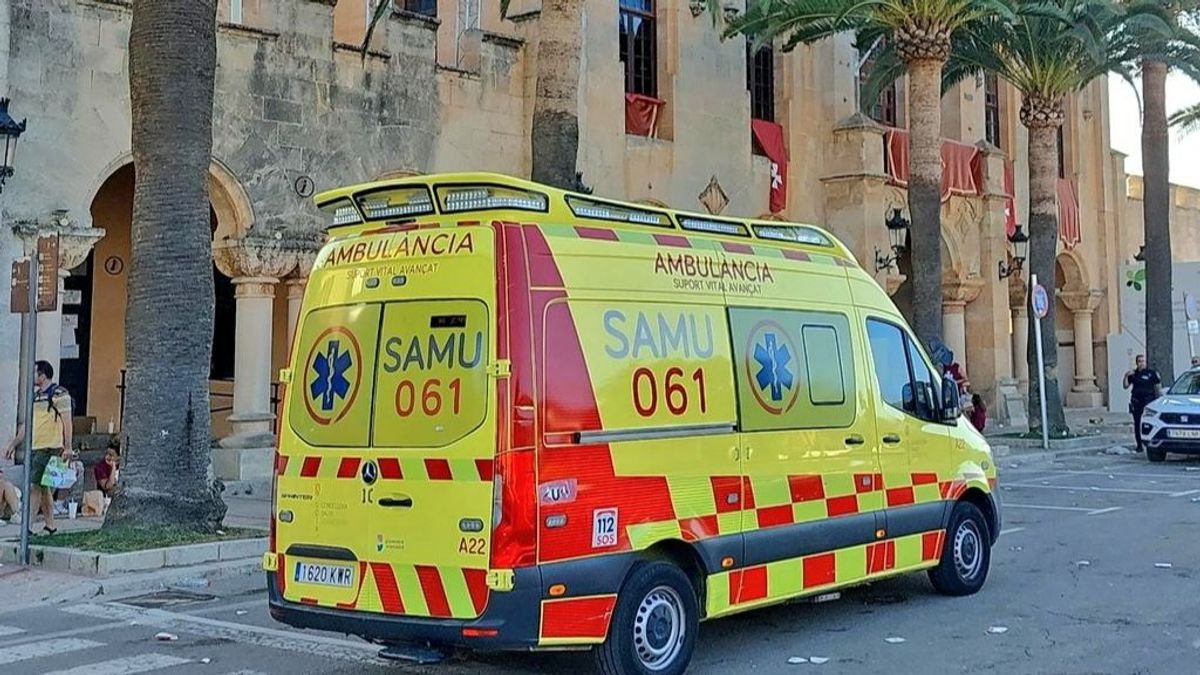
[378,642,449,665]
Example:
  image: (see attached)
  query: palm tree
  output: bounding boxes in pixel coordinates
[368,1,585,190]
[105,0,226,530]
[945,0,1174,435]
[1132,1,1200,384]
[725,0,1016,350]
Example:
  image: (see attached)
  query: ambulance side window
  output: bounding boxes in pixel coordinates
[729,307,856,432]
[866,318,941,423]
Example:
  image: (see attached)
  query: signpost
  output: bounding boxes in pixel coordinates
[1031,275,1050,450]
[8,235,57,565]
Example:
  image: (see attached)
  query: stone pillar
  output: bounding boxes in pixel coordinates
[1062,290,1105,408]
[230,277,279,436]
[1010,277,1030,392]
[819,113,892,273]
[942,278,984,371]
[16,212,105,381]
[213,237,299,482]
[285,277,306,348]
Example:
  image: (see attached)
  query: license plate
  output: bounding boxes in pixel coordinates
[1167,429,1200,439]
[294,561,354,588]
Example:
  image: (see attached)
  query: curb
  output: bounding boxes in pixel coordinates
[2,557,264,614]
[995,444,1110,467]
[0,538,266,576]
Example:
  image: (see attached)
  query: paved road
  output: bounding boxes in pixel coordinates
[2,451,1199,675]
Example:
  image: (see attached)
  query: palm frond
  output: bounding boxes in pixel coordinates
[1170,102,1200,134]
[361,0,392,63]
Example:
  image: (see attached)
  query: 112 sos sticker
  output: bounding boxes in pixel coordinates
[592,508,618,548]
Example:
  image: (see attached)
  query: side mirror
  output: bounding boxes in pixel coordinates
[942,378,961,423]
[902,383,916,413]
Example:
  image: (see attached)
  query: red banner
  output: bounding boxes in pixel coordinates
[883,128,981,203]
[625,94,664,138]
[1057,178,1080,249]
[752,119,789,213]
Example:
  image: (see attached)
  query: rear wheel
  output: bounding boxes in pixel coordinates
[928,501,991,597]
[595,562,698,675]
[1147,447,1167,463]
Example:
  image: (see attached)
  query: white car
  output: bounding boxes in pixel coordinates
[1140,368,1200,462]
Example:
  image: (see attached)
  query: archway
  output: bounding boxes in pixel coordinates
[83,160,265,435]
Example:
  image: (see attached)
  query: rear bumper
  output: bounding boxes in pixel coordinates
[267,567,543,651]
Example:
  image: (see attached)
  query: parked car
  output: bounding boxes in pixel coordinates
[1140,368,1200,462]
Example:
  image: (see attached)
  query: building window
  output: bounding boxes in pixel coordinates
[403,0,437,15]
[1057,126,1066,178]
[619,0,657,97]
[984,72,1002,148]
[229,0,243,24]
[747,41,775,122]
[859,40,898,127]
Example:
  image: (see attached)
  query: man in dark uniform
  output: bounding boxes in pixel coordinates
[1123,354,1162,452]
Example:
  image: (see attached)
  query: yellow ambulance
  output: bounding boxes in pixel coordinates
[265,173,1000,675]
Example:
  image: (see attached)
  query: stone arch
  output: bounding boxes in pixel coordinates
[375,167,424,181]
[1055,249,1090,293]
[88,153,255,243]
[209,158,255,242]
[636,197,670,208]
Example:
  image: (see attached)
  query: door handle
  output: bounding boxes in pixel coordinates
[844,434,865,446]
[745,447,754,460]
[882,434,902,445]
[378,497,414,508]
[729,447,740,461]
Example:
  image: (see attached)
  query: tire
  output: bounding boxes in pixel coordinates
[928,501,991,597]
[595,562,699,675]
[1147,447,1167,463]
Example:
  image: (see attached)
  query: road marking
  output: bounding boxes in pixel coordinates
[1169,489,1200,497]
[1006,469,1196,480]
[1007,483,1175,495]
[1003,502,1099,511]
[42,654,191,675]
[0,625,24,636]
[63,603,384,665]
[0,621,128,649]
[0,638,103,665]
[1086,506,1124,516]
[999,527,1026,535]
[220,671,271,675]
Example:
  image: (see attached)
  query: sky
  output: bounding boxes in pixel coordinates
[1108,73,1200,189]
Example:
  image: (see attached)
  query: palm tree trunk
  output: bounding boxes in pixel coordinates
[1025,122,1069,435]
[1142,61,1174,382]
[106,0,226,530]
[529,0,582,189]
[905,59,945,350]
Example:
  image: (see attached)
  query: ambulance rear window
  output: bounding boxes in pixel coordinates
[288,300,491,448]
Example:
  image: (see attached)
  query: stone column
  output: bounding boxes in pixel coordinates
[1010,277,1030,392]
[231,277,279,436]
[16,212,105,380]
[1062,290,1105,408]
[285,278,306,348]
[942,277,984,370]
[819,113,892,272]
[213,237,298,482]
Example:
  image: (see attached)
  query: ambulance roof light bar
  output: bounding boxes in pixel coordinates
[678,216,750,237]
[350,186,436,223]
[318,197,363,227]
[565,195,673,228]
[438,184,548,214]
[753,224,834,248]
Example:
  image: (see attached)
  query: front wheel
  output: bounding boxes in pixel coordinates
[1147,447,1166,463]
[928,501,991,596]
[595,562,698,675]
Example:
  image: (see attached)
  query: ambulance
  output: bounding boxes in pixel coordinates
[265,173,1001,675]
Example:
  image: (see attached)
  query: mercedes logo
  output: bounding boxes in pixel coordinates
[361,461,378,486]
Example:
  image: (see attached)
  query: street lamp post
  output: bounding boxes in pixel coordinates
[998,224,1030,280]
[874,208,909,274]
[0,98,27,193]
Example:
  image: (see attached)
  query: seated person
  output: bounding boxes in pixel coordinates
[52,447,85,516]
[94,441,120,497]
[0,467,22,526]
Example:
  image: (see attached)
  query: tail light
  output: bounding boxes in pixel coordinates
[489,448,536,569]
[269,452,280,553]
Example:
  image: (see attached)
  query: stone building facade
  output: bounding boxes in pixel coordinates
[0,0,1195,479]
